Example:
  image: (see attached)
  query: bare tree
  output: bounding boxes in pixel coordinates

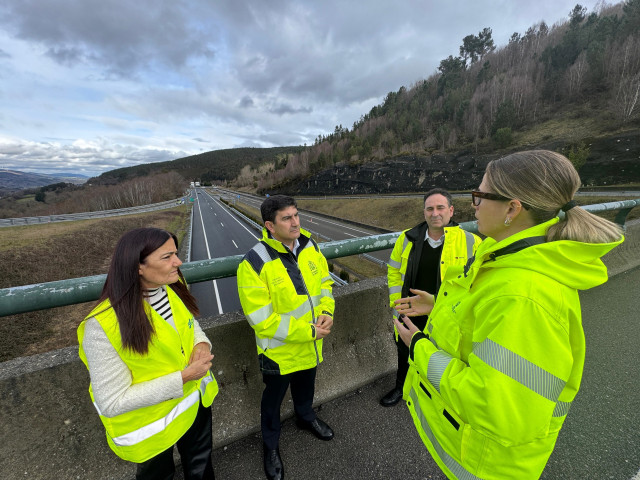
[610,36,640,123]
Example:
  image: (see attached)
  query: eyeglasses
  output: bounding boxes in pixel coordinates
[471,190,511,206]
[471,190,531,209]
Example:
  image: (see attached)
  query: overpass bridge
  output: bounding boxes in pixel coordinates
[1,199,639,479]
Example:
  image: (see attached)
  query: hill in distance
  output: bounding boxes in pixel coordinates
[0,169,88,190]
[91,146,303,186]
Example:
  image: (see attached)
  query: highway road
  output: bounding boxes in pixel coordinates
[189,188,260,317]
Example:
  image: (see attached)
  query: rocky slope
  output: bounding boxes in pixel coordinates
[268,132,639,195]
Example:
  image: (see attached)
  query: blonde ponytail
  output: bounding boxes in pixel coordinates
[486,150,622,244]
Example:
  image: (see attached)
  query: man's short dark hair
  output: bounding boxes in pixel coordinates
[423,188,452,207]
[261,195,297,223]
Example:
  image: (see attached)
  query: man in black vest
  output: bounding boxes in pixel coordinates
[381,188,479,407]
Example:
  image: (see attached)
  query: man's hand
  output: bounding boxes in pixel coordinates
[316,314,333,330]
[393,315,420,348]
[315,325,331,339]
[394,288,435,317]
[315,314,333,339]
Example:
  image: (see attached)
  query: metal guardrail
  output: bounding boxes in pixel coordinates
[0,198,186,227]
[1,199,638,317]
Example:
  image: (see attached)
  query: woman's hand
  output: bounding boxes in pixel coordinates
[394,288,435,317]
[393,314,420,348]
[182,343,214,384]
[189,342,211,363]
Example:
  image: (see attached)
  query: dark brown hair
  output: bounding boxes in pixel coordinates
[96,227,199,355]
[261,195,297,223]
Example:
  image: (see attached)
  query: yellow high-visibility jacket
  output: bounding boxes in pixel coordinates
[405,218,623,479]
[237,228,334,375]
[78,286,218,463]
[388,222,480,320]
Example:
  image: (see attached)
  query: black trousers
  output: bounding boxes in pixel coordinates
[136,403,215,480]
[395,315,429,390]
[261,366,317,450]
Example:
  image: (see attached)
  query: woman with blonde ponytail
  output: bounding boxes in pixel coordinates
[393,150,623,479]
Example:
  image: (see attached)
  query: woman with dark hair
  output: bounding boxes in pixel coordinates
[394,151,623,479]
[78,227,218,480]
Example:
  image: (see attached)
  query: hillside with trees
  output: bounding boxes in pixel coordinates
[235,2,640,193]
[91,146,303,186]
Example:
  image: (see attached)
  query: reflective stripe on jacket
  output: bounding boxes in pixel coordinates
[237,228,334,375]
[404,218,623,479]
[78,286,218,463]
[387,223,479,319]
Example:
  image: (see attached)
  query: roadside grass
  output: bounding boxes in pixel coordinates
[0,206,190,362]
[15,195,36,204]
[297,197,476,230]
[516,109,609,146]
[298,195,639,228]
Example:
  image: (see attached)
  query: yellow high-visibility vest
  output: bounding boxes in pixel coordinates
[78,286,218,463]
[237,228,334,375]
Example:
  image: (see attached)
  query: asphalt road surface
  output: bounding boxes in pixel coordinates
[189,188,260,317]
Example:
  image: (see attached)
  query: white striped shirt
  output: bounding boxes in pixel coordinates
[144,286,176,331]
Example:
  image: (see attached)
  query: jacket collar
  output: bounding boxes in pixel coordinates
[261,227,312,254]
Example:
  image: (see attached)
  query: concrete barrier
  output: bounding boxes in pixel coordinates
[1,221,638,479]
[0,277,396,479]
[602,219,640,277]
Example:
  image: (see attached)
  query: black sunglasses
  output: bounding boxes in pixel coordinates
[471,190,531,210]
[471,190,511,206]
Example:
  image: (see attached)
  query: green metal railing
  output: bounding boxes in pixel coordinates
[1,199,638,317]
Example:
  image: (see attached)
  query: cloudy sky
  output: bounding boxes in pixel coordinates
[0,0,602,178]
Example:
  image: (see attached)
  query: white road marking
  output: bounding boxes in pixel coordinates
[205,193,259,240]
[195,195,223,314]
[232,240,238,248]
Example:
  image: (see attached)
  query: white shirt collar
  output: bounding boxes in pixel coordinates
[425,229,445,248]
[291,238,301,255]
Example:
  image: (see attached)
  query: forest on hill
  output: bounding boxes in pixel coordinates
[90,146,303,185]
[233,2,640,193]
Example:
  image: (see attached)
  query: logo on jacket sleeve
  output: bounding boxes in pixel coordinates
[188,318,194,328]
[308,261,318,275]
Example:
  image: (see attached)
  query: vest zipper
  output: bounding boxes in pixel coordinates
[290,250,320,366]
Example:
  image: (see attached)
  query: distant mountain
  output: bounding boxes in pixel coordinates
[0,169,88,190]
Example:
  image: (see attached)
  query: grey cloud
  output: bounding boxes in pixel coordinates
[268,103,312,115]
[0,139,185,177]
[239,96,254,108]
[1,0,218,77]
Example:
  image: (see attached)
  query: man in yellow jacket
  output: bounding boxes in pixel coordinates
[382,188,480,407]
[237,195,335,480]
